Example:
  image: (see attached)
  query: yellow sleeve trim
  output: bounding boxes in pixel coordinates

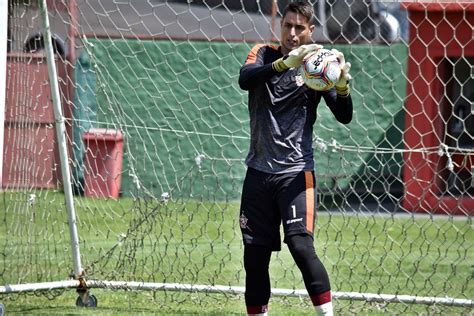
[272,58,289,72]
[336,84,350,97]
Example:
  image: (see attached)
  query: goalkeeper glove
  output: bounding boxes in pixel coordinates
[272,44,323,72]
[331,49,352,96]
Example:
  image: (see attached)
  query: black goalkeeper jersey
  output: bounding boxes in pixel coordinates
[239,44,353,174]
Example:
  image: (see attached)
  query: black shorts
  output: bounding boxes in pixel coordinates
[239,167,317,251]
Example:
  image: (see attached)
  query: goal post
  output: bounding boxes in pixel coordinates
[1,0,473,314]
[39,0,83,281]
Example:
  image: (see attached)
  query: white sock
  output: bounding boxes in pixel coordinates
[248,313,268,316]
[315,301,333,316]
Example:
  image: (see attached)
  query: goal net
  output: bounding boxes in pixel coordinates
[1,0,472,314]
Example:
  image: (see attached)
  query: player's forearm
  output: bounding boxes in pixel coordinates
[334,94,353,124]
[324,89,353,124]
[238,63,275,91]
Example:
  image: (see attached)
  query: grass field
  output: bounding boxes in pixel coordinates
[1,191,473,314]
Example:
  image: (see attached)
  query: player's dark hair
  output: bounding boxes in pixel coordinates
[281,1,315,25]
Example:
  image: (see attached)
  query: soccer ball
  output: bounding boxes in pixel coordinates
[299,49,341,91]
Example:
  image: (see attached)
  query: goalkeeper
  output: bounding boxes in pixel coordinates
[238,1,353,315]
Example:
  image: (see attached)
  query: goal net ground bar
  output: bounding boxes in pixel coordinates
[1,280,472,308]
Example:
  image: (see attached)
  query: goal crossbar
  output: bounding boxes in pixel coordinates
[1,281,472,308]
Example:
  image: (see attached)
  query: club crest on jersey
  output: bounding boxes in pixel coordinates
[295,74,305,86]
[240,213,251,231]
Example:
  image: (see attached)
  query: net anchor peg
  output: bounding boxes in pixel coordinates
[75,276,97,308]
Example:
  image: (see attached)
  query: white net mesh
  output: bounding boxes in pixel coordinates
[1,0,472,314]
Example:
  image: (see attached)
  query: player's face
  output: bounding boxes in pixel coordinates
[280,11,314,55]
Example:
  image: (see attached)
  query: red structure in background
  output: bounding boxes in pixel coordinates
[3,54,70,188]
[402,2,474,215]
[3,0,76,190]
